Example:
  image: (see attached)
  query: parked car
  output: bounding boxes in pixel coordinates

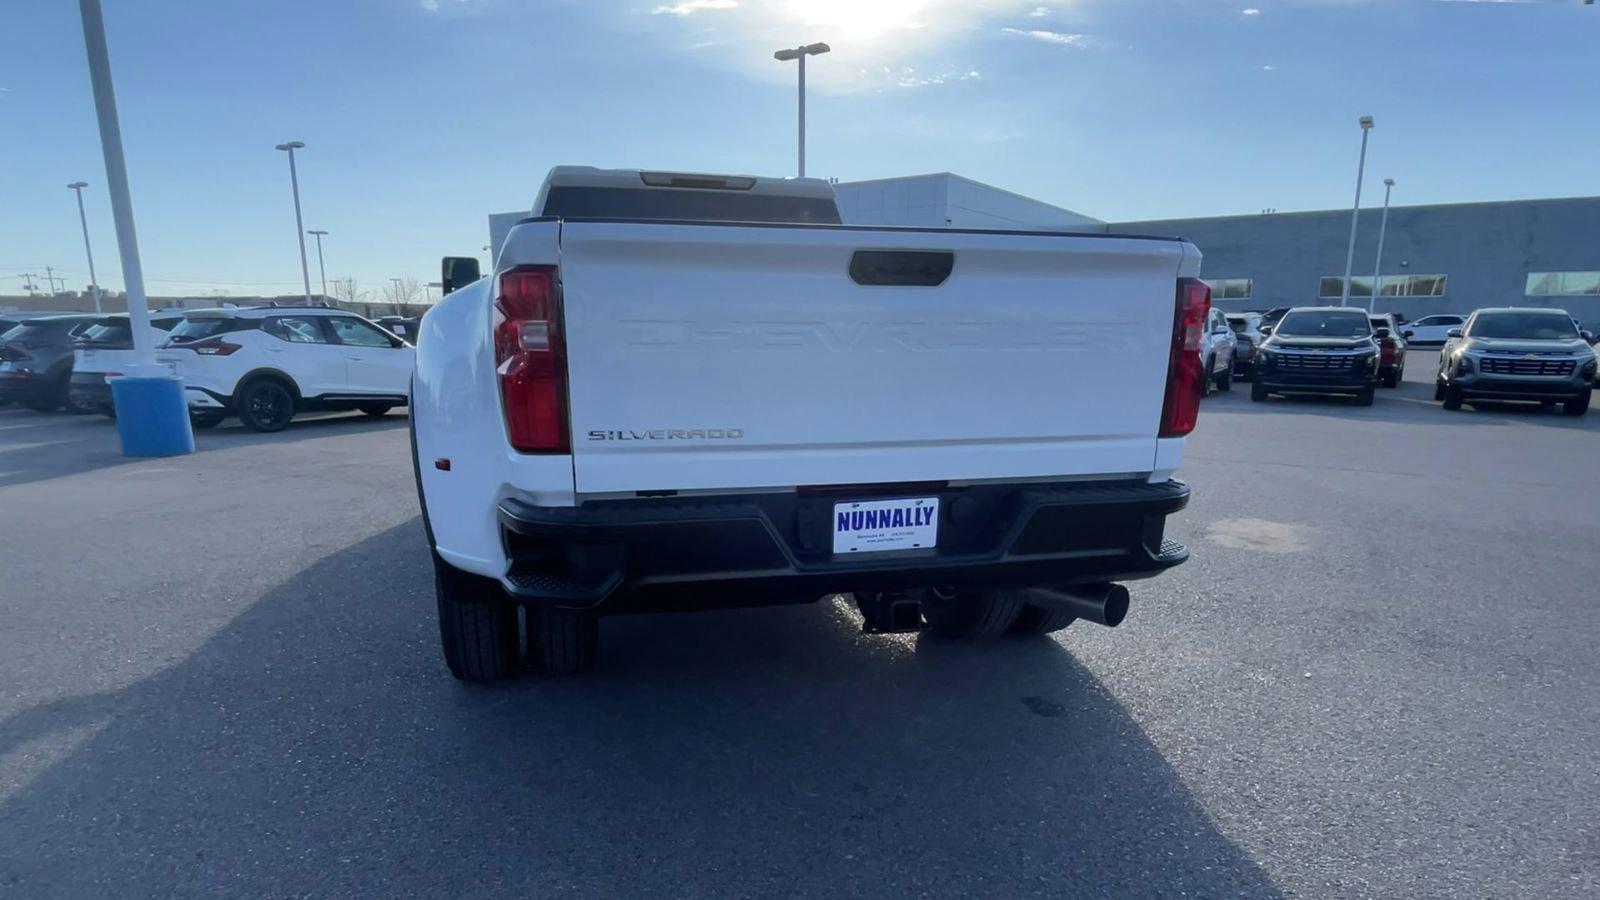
[1400,314,1466,346]
[68,312,185,415]
[376,316,422,342]
[1250,306,1380,406]
[1434,307,1597,416]
[1201,307,1235,393]
[1226,312,1264,380]
[0,314,103,411]
[1369,313,1408,387]
[155,307,414,431]
[412,165,1200,680]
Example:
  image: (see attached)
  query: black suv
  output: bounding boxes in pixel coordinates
[1250,307,1381,406]
[0,314,102,411]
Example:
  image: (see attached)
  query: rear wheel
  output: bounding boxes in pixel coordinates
[1009,601,1076,637]
[1564,393,1590,417]
[1381,370,1399,388]
[527,607,598,676]
[1434,379,1446,401]
[434,554,520,682]
[1442,385,1464,411]
[1354,386,1375,407]
[1215,363,1232,392]
[237,378,296,432]
[358,402,394,418]
[23,374,68,412]
[922,588,1026,640]
[1250,381,1269,402]
[1202,357,1214,395]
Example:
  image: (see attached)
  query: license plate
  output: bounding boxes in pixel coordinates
[833,497,939,554]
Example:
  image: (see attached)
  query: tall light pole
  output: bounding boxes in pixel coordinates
[1368,178,1395,313]
[67,181,102,312]
[307,229,328,302]
[78,0,192,456]
[1339,115,1374,307]
[773,42,830,177]
[275,141,313,306]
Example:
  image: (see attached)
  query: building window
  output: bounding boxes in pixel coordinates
[1203,278,1252,300]
[1320,274,1446,299]
[1526,271,1600,296]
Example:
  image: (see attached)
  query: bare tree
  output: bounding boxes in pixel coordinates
[383,277,425,317]
[331,277,370,314]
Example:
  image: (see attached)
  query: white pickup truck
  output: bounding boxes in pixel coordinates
[411,166,1208,680]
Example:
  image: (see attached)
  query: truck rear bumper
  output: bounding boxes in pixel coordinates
[496,479,1190,613]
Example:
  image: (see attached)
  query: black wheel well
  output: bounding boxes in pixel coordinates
[234,369,301,403]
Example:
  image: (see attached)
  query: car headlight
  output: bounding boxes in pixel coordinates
[1455,354,1475,375]
[1582,358,1597,380]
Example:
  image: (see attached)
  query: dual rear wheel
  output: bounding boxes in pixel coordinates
[434,555,597,682]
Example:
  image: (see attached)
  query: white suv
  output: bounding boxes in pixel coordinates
[157,307,414,431]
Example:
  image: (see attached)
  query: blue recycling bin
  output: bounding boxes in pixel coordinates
[109,375,195,457]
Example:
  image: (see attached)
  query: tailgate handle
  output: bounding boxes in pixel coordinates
[848,250,953,287]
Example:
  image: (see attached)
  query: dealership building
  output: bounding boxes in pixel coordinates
[833,175,1600,326]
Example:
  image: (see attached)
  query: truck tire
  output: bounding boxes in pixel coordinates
[1008,601,1076,637]
[1250,382,1269,402]
[1354,386,1375,407]
[1442,385,1464,411]
[922,588,1025,640]
[1564,393,1590,417]
[434,554,520,682]
[1434,379,1446,401]
[528,607,598,676]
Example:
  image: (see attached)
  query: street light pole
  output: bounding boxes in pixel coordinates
[1339,115,1374,308]
[68,181,102,312]
[773,42,830,178]
[1368,179,1395,314]
[275,141,313,306]
[307,229,329,301]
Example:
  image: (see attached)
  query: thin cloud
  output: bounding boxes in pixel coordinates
[652,0,737,15]
[1242,7,1261,15]
[1002,27,1088,47]
[419,0,476,11]
[1029,5,1050,15]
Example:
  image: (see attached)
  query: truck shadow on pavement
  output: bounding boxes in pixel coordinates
[0,520,1281,898]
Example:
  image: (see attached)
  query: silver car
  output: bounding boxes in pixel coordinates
[1435,308,1597,416]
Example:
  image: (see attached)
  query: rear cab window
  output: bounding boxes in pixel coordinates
[167,317,241,343]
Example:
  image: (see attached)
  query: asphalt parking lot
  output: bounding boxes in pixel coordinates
[2,350,1598,898]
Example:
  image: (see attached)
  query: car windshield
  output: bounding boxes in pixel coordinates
[1368,318,1389,330]
[1465,313,1579,340]
[1275,311,1372,338]
[2,320,71,342]
[166,318,233,342]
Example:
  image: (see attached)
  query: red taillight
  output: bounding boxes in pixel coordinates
[189,339,242,356]
[1159,277,1211,438]
[494,264,569,453]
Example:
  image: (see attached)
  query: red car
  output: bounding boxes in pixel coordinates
[1369,314,1408,387]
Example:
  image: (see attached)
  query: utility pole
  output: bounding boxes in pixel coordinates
[44,266,60,296]
[1339,115,1375,307]
[68,181,103,312]
[306,229,328,301]
[19,274,40,297]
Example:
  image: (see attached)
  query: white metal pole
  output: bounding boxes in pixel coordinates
[797,52,806,178]
[70,184,103,313]
[77,0,155,367]
[1339,118,1373,308]
[1368,180,1394,314]
[283,148,313,305]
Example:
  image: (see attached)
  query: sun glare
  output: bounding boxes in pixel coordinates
[785,0,932,40]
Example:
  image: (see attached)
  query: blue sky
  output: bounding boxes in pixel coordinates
[2,0,1595,299]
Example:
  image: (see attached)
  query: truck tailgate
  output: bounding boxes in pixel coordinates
[557,222,1189,495]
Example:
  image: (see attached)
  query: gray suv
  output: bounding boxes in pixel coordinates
[0,314,101,411]
[1435,308,1597,417]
